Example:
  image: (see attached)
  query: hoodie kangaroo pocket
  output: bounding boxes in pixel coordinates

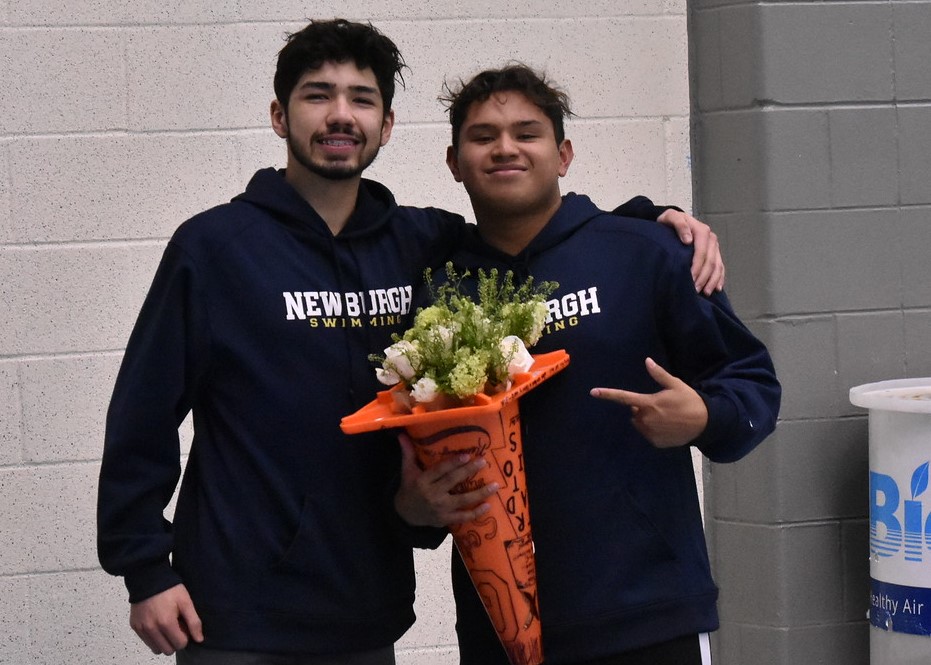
[536,484,685,624]
[269,492,404,614]
[272,495,332,573]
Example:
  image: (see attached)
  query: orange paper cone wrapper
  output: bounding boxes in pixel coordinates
[341,350,570,665]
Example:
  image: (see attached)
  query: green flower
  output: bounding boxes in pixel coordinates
[370,262,558,405]
[449,350,491,398]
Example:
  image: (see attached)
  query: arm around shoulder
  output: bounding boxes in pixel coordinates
[611,197,725,294]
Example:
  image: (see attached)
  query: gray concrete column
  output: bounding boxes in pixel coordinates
[688,1,931,663]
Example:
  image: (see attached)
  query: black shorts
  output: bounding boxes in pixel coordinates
[574,633,711,665]
[175,644,395,665]
[458,629,710,665]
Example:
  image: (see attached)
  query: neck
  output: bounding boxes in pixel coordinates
[284,166,361,236]
[474,197,563,256]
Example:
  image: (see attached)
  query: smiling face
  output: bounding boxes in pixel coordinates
[446,91,573,224]
[271,60,394,182]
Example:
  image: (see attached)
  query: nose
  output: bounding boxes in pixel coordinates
[327,95,354,127]
[492,134,519,159]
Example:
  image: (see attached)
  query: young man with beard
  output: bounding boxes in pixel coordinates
[97,20,722,665]
[396,65,780,665]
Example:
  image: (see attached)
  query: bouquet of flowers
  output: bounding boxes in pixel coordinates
[342,263,566,665]
[371,263,557,408]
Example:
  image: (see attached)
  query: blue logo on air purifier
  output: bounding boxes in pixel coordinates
[870,462,931,635]
[871,462,931,562]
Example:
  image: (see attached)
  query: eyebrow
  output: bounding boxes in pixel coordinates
[297,81,380,96]
[464,119,547,133]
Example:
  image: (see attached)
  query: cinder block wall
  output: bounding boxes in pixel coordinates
[0,3,691,663]
[690,0,931,663]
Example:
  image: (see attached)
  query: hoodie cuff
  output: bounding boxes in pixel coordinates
[124,561,184,604]
[611,195,684,222]
[691,391,739,459]
[392,507,449,549]
[386,469,450,549]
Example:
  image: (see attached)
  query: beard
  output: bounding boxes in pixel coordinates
[286,132,381,181]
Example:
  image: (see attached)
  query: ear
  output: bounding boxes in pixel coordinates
[557,139,574,177]
[380,109,395,147]
[270,99,288,138]
[446,145,463,182]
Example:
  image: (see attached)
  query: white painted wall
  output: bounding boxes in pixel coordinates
[0,3,691,663]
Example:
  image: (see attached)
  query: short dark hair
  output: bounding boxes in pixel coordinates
[274,18,406,113]
[440,64,574,149]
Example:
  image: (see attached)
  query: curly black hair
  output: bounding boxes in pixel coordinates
[274,18,406,114]
[440,63,574,149]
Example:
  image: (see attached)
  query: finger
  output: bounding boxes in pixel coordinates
[658,209,693,244]
[397,433,421,477]
[142,626,176,656]
[441,482,499,523]
[166,625,189,653]
[708,265,724,296]
[153,612,190,654]
[689,223,712,288]
[693,249,715,294]
[704,256,726,295]
[131,614,169,655]
[673,212,694,244]
[450,478,500,503]
[685,212,709,245]
[178,600,204,644]
[695,232,720,294]
[590,387,650,408]
[443,501,494,526]
[644,357,680,389]
[435,458,494,495]
[423,454,486,487]
[133,627,162,655]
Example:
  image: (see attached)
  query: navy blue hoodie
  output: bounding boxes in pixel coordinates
[446,194,781,664]
[97,168,466,653]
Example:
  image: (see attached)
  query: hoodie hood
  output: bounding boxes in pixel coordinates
[454,192,603,275]
[232,167,399,241]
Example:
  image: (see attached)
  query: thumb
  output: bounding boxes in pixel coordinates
[398,433,420,477]
[644,357,679,389]
[178,594,204,643]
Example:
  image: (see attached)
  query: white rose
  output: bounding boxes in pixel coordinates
[384,340,419,381]
[411,377,439,403]
[500,335,534,377]
[434,325,455,349]
[376,367,401,386]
